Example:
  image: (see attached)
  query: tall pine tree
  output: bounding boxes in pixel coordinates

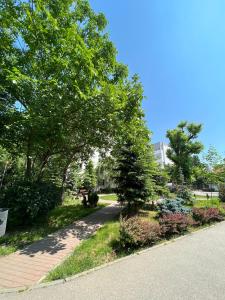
[114,140,150,212]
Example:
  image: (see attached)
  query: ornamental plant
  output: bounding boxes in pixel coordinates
[192,208,223,225]
[119,217,161,249]
[157,198,191,216]
[159,213,192,236]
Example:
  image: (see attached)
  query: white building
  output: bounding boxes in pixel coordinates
[153,142,172,168]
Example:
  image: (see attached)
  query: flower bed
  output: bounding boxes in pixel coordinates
[118,199,224,250]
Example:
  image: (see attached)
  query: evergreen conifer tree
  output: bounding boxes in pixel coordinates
[114,141,150,212]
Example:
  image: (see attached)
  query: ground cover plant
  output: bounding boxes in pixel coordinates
[0,198,105,256]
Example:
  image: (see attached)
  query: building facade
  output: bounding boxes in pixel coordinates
[153,142,172,168]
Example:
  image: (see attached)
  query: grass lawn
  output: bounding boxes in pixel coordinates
[193,195,218,200]
[193,197,225,214]
[45,221,122,282]
[193,198,221,208]
[0,198,105,256]
[45,206,160,282]
[99,194,118,201]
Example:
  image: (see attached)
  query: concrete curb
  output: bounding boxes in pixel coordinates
[0,220,224,296]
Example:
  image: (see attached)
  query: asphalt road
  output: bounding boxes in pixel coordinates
[2,221,225,300]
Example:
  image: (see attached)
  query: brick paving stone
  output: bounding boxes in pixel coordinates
[0,203,121,289]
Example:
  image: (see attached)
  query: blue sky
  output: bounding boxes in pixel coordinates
[90,0,225,155]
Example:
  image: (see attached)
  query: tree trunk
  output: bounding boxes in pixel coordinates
[0,162,8,191]
[37,154,51,181]
[25,137,32,179]
[25,154,32,179]
[61,162,72,202]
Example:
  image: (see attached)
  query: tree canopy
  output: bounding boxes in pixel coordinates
[0,0,135,186]
[166,121,203,184]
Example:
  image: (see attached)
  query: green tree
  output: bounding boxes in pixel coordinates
[152,168,169,197]
[114,140,151,212]
[0,0,128,188]
[191,155,207,189]
[82,160,96,191]
[112,74,158,212]
[166,121,203,184]
[203,146,224,195]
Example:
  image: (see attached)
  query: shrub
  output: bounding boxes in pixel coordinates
[177,186,193,204]
[0,180,62,226]
[219,185,225,202]
[88,191,99,208]
[119,217,161,248]
[157,198,191,216]
[192,208,223,225]
[159,213,192,236]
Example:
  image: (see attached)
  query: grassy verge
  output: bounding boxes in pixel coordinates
[99,194,118,201]
[0,198,105,256]
[193,198,225,216]
[45,221,122,282]
[45,207,160,282]
[193,195,218,200]
[193,198,220,207]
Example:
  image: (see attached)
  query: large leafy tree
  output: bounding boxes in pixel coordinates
[0,0,128,186]
[166,121,203,184]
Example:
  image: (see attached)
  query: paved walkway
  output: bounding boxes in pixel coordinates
[193,190,219,197]
[2,221,225,300]
[0,203,121,290]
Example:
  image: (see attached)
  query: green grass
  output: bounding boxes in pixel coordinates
[99,194,118,201]
[0,198,105,256]
[45,221,122,282]
[138,209,158,222]
[193,198,220,208]
[194,195,218,200]
[45,206,160,282]
[193,198,225,215]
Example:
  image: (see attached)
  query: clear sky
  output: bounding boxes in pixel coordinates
[90,0,225,155]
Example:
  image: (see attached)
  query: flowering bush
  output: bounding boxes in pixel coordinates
[157,198,191,216]
[192,208,223,225]
[159,213,192,236]
[119,217,161,248]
